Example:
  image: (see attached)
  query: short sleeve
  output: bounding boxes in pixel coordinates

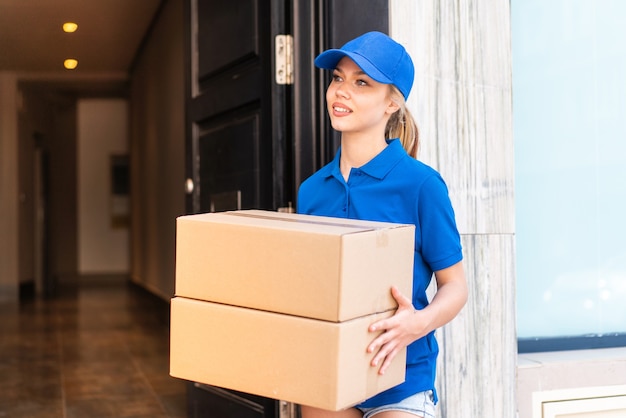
[417,174,463,272]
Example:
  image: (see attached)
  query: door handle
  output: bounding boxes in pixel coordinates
[185,178,194,195]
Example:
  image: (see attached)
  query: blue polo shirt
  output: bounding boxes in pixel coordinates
[297,138,463,407]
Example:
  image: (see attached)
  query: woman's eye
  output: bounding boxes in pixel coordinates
[332,74,343,82]
[356,79,368,86]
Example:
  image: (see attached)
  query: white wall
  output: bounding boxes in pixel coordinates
[129,0,185,299]
[77,99,129,274]
[518,348,626,418]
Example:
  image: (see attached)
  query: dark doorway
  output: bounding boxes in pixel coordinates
[33,143,52,297]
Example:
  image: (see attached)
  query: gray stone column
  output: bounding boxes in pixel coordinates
[390,1,517,417]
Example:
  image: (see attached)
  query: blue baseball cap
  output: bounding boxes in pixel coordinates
[314,31,415,100]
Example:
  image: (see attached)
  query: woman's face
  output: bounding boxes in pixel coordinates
[326,57,399,136]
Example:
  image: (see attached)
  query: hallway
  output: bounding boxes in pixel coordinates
[0,277,186,418]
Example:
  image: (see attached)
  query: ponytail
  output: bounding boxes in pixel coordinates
[386,86,419,158]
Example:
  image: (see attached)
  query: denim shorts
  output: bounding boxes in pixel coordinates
[357,390,436,418]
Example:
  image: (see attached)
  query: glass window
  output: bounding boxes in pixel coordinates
[512,0,626,347]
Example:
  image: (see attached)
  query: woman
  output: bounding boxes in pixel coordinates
[297,32,468,418]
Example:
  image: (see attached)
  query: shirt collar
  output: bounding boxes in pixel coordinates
[322,138,406,181]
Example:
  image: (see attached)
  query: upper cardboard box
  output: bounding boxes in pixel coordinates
[175,210,415,322]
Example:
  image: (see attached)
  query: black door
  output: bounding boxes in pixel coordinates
[184,1,288,416]
[183,1,388,417]
[185,0,291,215]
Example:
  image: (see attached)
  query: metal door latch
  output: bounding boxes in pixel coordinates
[279,400,298,418]
[275,34,294,85]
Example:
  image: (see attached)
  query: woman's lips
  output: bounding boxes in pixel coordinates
[331,102,353,116]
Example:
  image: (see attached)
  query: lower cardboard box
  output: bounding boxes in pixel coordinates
[169,296,406,411]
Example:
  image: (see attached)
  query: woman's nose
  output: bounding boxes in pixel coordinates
[335,85,349,99]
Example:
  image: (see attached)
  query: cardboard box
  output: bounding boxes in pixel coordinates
[175,210,414,322]
[169,296,406,411]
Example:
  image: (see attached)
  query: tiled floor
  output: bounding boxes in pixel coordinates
[0,277,186,418]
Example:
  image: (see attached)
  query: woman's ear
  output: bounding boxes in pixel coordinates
[386,87,403,115]
[386,98,401,115]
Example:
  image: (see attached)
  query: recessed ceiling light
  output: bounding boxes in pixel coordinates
[64,59,78,70]
[63,22,78,33]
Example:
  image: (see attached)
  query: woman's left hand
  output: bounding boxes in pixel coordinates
[366,262,467,375]
[366,286,427,375]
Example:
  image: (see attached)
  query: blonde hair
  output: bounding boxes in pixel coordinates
[386,86,419,158]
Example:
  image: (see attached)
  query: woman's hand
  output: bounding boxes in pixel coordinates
[366,286,426,375]
[366,262,467,375]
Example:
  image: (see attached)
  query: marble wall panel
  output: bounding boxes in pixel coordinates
[394,1,514,235]
[415,78,515,234]
[391,1,517,417]
[436,234,517,417]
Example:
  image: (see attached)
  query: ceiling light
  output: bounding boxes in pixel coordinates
[64,59,78,70]
[63,22,78,33]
